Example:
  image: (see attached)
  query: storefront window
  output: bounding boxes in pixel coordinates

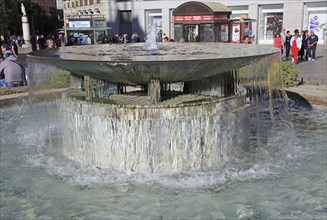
[308,13,326,40]
[265,13,283,39]
[94,20,105,28]
[306,2,327,42]
[95,31,105,43]
[220,24,229,42]
[259,5,283,42]
[184,25,199,42]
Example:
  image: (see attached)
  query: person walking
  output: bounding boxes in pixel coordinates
[9,35,18,57]
[307,31,319,62]
[290,30,302,64]
[302,30,310,60]
[273,32,284,54]
[298,30,305,60]
[280,28,286,54]
[284,30,292,60]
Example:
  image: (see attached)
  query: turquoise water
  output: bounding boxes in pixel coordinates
[0,102,326,219]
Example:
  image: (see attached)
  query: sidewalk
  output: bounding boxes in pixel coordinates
[295,47,327,84]
[285,47,327,106]
[3,45,327,107]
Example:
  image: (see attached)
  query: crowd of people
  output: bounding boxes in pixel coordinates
[273,28,319,64]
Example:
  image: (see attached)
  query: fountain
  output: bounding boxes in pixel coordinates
[27,42,283,172]
[1,42,326,219]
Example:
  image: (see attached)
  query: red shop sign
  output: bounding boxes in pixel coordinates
[174,15,228,22]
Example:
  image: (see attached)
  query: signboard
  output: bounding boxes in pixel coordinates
[174,15,228,22]
[232,24,240,43]
[68,20,91,28]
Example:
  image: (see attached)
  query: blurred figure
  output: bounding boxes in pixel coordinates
[284,30,292,60]
[307,31,319,62]
[46,39,55,48]
[163,36,169,42]
[0,44,25,87]
[9,35,18,57]
[243,35,250,44]
[273,32,284,54]
[290,29,302,64]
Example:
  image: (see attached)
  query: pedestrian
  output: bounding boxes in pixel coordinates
[290,29,302,64]
[284,30,292,60]
[0,44,26,87]
[273,32,284,54]
[307,31,319,62]
[280,28,286,54]
[9,35,18,57]
[46,39,55,48]
[302,30,310,60]
[37,35,46,49]
[243,35,250,44]
[298,30,305,60]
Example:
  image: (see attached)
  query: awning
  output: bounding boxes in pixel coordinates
[57,27,112,31]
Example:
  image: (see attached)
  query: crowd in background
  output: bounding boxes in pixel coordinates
[273,28,319,64]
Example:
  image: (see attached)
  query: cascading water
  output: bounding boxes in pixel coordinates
[24,43,288,172]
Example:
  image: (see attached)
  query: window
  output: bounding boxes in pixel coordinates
[306,2,327,41]
[89,0,93,5]
[94,20,105,28]
[80,0,83,6]
[71,1,74,7]
[84,0,88,5]
[145,9,162,34]
[229,5,249,19]
[258,4,283,42]
[96,0,100,3]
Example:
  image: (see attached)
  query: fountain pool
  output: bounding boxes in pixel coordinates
[0,102,326,219]
[1,42,325,218]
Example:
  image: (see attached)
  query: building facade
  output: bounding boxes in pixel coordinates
[33,0,58,15]
[61,0,327,44]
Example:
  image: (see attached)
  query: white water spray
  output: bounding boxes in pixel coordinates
[143,23,158,50]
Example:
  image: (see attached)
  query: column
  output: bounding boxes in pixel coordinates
[148,79,161,104]
[84,75,118,100]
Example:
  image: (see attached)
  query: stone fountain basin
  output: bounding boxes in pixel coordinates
[27,43,279,84]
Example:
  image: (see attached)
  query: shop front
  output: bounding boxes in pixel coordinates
[230,18,255,43]
[60,17,111,45]
[172,1,232,43]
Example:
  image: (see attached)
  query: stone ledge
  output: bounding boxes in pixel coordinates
[286,85,327,106]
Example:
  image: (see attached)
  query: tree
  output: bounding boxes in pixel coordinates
[0,0,21,37]
[0,0,60,39]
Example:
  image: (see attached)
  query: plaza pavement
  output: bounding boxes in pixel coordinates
[6,45,327,106]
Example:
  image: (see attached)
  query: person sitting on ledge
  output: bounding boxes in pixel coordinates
[0,44,26,88]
